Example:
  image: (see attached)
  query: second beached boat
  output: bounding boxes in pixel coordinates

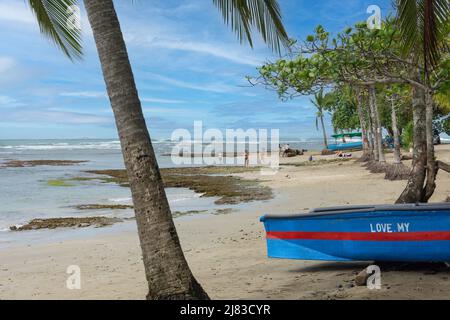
[328,132,363,151]
[260,203,450,262]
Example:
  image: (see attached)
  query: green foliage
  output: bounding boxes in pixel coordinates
[325,86,360,132]
[27,0,83,60]
[402,121,414,149]
[252,16,448,135]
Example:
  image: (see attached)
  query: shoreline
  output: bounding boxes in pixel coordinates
[0,145,449,299]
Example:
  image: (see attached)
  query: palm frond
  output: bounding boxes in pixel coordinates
[396,0,449,73]
[27,0,82,60]
[213,0,289,54]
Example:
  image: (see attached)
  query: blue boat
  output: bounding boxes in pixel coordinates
[260,203,450,262]
[328,132,363,151]
[328,141,363,151]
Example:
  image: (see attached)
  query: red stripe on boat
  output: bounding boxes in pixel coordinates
[266,231,450,241]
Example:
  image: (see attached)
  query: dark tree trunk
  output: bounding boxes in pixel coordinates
[84,0,209,300]
[396,86,427,204]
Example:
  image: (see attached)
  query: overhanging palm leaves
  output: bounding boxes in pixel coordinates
[213,0,289,53]
[396,0,449,75]
[29,0,289,60]
[27,0,82,60]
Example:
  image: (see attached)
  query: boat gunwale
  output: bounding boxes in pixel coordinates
[260,203,450,221]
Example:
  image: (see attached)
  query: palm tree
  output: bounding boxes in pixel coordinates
[27,0,288,299]
[311,89,329,149]
[395,0,448,203]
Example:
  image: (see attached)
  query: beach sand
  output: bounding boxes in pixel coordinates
[1,145,450,300]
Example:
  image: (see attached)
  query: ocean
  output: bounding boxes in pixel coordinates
[0,138,324,248]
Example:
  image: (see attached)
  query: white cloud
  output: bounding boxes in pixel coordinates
[4,108,112,125]
[147,38,263,67]
[0,95,20,107]
[141,97,185,104]
[148,73,236,93]
[0,56,15,73]
[60,91,107,98]
[0,1,35,25]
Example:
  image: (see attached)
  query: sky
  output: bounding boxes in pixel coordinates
[0,0,394,140]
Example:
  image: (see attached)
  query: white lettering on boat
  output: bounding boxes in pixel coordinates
[396,222,410,232]
[369,222,410,233]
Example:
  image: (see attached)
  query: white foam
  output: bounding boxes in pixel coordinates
[109,197,132,202]
[0,140,122,151]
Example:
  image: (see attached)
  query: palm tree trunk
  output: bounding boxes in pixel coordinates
[396,85,427,204]
[369,85,385,163]
[423,89,437,201]
[83,0,209,300]
[320,115,328,149]
[391,97,401,164]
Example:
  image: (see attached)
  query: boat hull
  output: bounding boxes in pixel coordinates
[261,204,450,262]
[327,141,362,151]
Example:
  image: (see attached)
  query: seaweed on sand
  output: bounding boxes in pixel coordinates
[10,217,123,231]
[83,167,272,205]
[2,160,87,168]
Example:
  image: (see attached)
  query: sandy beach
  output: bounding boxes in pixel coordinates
[1,145,450,300]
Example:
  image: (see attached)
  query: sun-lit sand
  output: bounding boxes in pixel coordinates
[1,145,450,300]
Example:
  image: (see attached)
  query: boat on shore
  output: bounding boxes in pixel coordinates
[328,132,363,151]
[260,203,450,262]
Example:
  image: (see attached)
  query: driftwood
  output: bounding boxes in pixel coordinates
[321,149,335,156]
[401,154,413,161]
[437,161,450,173]
[283,148,304,157]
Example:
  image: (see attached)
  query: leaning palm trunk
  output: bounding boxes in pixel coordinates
[396,85,427,203]
[84,0,208,300]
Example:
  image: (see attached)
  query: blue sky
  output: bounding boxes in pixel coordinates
[0,0,393,140]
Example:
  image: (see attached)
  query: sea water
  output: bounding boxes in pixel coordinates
[0,138,323,248]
